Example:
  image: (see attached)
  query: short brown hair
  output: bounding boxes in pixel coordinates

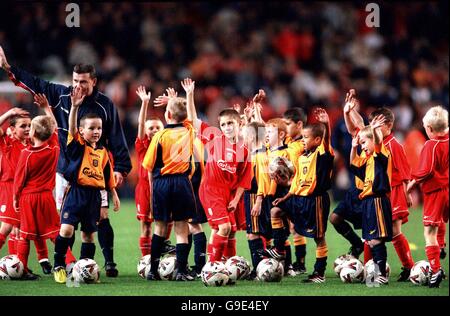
[245,121,266,144]
[73,64,97,79]
[218,108,241,123]
[80,113,102,127]
[31,115,54,141]
[369,107,395,124]
[304,123,325,139]
[167,97,187,122]
[9,113,31,127]
[266,118,287,135]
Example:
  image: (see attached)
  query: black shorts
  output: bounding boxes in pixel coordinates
[189,180,207,224]
[333,188,363,229]
[361,195,393,242]
[152,174,196,222]
[244,192,272,240]
[60,185,101,233]
[285,193,330,239]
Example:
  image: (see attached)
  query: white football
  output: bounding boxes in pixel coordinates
[0,255,24,279]
[364,259,390,282]
[137,254,151,279]
[225,256,251,283]
[158,255,178,280]
[268,156,295,181]
[72,258,100,284]
[201,261,229,287]
[333,254,355,276]
[339,258,364,283]
[409,260,431,286]
[256,258,284,282]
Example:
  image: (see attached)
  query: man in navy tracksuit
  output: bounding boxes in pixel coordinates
[0,46,132,277]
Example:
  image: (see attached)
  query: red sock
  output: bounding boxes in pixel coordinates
[207,243,214,261]
[165,222,173,240]
[223,238,236,259]
[437,222,447,248]
[211,234,228,262]
[65,247,77,265]
[0,233,6,250]
[425,245,441,273]
[139,236,152,256]
[392,234,414,269]
[17,239,30,271]
[34,238,48,262]
[8,233,17,255]
[364,241,372,264]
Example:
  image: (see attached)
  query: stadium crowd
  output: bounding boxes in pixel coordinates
[0,2,448,198]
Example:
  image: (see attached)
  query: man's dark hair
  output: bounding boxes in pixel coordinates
[73,64,97,79]
[304,123,325,139]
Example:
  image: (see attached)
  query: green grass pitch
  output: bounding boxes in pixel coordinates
[0,200,448,296]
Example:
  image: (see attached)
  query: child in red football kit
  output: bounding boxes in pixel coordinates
[13,94,63,280]
[0,106,30,255]
[0,102,60,275]
[183,78,252,262]
[407,106,449,288]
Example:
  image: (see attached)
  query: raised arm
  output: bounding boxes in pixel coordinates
[314,107,331,150]
[181,78,201,130]
[1,46,67,107]
[370,114,386,147]
[33,93,57,131]
[350,134,360,164]
[252,89,265,123]
[0,107,29,136]
[343,89,364,136]
[68,87,85,136]
[135,86,151,140]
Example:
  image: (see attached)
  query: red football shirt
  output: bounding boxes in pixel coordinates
[0,134,29,182]
[135,137,150,183]
[14,132,60,196]
[412,133,449,194]
[383,133,411,187]
[199,121,251,191]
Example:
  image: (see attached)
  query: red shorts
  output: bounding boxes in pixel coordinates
[423,188,449,226]
[233,196,246,231]
[19,191,60,240]
[390,184,409,224]
[135,181,153,223]
[199,184,235,230]
[0,181,20,226]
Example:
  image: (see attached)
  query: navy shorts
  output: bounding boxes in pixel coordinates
[361,195,393,242]
[285,193,330,239]
[333,188,363,229]
[244,192,272,240]
[60,185,101,233]
[152,174,196,222]
[189,180,207,224]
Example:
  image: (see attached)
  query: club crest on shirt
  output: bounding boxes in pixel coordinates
[93,159,98,167]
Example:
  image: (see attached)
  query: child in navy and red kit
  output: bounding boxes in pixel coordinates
[183,78,252,263]
[407,106,449,288]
